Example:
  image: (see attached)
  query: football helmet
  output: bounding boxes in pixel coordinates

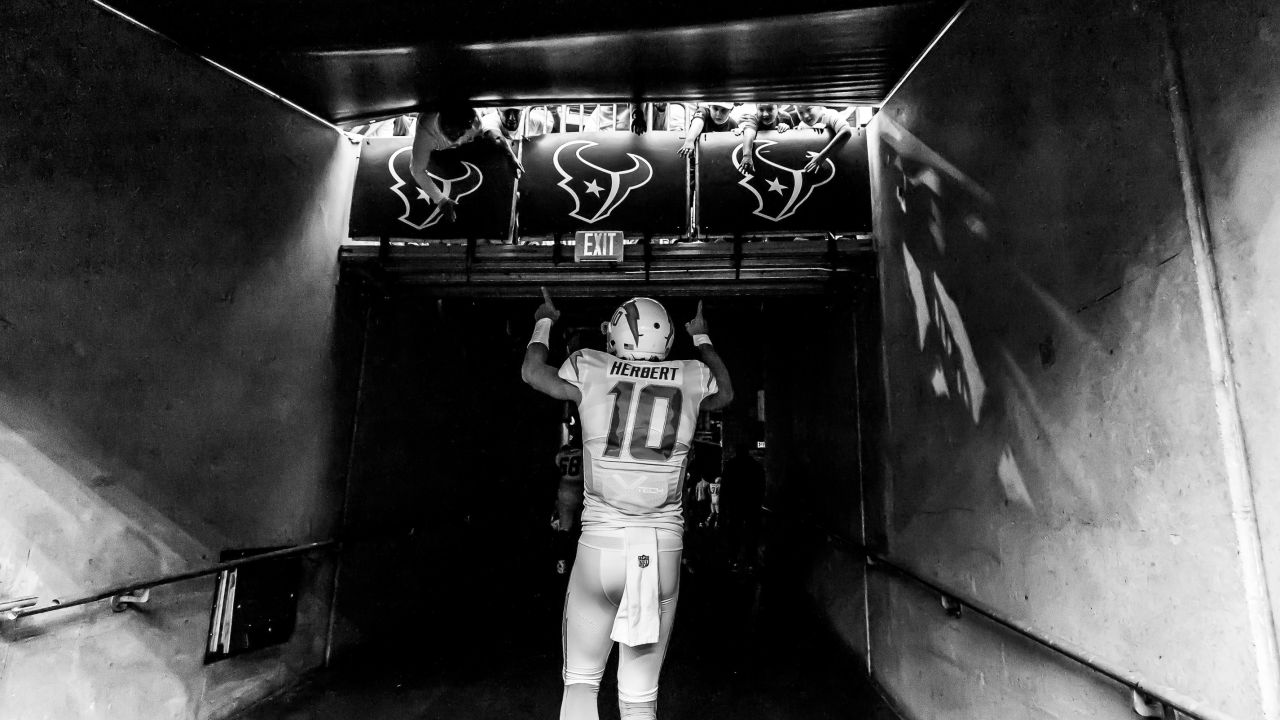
[602,297,674,361]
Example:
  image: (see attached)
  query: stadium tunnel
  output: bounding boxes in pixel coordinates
[1,1,1279,720]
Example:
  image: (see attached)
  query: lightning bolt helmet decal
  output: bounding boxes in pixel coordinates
[606,297,673,361]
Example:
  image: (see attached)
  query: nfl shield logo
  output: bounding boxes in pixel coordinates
[638,555,650,569]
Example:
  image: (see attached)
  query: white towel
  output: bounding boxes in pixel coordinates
[610,526,661,647]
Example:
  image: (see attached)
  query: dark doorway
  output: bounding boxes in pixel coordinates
[297,280,888,719]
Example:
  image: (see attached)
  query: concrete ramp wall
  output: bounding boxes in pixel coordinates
[1174,0,1280,696]
[0,1,357,717]
[864,0,1279,717]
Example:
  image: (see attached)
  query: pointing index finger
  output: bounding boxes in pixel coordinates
[541,286,556,308]
[696,300,704,318]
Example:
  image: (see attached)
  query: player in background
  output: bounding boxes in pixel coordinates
[695,474,711,525]
[553,421,585,576]
[706,475,722,529]
[522,290,733,720]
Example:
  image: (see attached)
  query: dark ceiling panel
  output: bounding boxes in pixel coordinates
[100,0,962,122]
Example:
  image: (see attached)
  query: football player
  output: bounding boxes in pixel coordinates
[706,475,722,530]
[522,289,734,720]
[553,421,585,575]
[694,474,711,526]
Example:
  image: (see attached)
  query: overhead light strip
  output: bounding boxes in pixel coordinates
[878,0,971,108]
[88,0,342,134]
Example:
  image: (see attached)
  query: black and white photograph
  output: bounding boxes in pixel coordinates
[0,1,1277,719]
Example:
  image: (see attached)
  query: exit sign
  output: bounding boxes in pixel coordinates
[574,230,625,262]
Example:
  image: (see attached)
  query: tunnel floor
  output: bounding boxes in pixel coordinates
[236,529,897,720]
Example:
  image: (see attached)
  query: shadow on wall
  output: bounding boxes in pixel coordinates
[879,116,1031,518]
[873,114,1169,533]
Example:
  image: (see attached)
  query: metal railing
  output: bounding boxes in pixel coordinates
[1,540,336,621]
[2,511,1236,719]
[770,511,1234,720]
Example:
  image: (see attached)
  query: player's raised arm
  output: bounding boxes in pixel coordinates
[686,300,734,411]
[521,287,582,403]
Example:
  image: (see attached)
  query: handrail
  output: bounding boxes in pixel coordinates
[867,554,1235,720]
[766,510,1237,720]
[3,540,337,621]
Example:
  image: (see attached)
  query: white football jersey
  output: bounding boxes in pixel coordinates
[558,348,718,533]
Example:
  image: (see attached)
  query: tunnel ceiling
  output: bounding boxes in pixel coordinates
[101,0,963,123]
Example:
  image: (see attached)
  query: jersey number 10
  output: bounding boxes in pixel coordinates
[604,380,684,461]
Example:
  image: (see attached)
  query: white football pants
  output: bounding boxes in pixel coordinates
[560,531,682,720]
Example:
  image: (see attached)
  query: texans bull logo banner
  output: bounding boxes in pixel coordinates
[349,137,516,239]
[697,129,871,235]
[520,131,687,236]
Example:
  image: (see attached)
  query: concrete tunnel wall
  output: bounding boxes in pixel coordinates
[1175,0,1280,697]
[0,1,358,718]
[855,0,1280,718]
